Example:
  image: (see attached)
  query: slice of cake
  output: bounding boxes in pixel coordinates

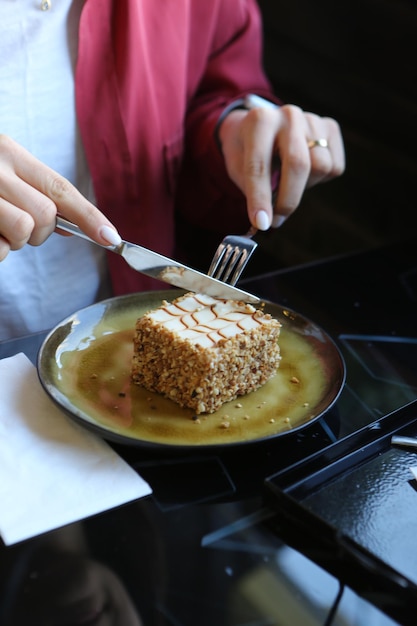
[131,293,281,414]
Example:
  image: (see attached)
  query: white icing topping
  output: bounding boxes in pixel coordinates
[147,293,275,348]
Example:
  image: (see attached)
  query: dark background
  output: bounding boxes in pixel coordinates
[252,0,417,272]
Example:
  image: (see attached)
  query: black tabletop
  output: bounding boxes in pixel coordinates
[1,236,416,626]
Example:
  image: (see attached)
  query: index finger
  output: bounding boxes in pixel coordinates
[241,108,279,230]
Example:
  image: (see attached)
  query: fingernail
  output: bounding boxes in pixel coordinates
[100,225,122,246]
[255,210,270,231]
[272,214,287,228]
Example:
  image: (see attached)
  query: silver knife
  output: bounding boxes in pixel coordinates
[56,216,260,304]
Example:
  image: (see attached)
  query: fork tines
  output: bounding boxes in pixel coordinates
[208,235,258,286]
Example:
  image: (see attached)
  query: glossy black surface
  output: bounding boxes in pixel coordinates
[265,400,417,625]
[1,237,416,625]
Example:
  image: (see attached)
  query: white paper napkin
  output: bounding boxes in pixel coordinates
[0,353,152,545]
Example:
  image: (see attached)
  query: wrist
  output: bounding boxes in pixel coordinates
[214,94,279,151]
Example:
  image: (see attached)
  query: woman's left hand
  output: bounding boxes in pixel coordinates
[218,102,345,231]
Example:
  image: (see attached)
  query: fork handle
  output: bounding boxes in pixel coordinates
[245,225,258,238]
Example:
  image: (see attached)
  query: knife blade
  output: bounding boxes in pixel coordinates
[56,216,261,304]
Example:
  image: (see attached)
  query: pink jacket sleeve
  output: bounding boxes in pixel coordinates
[176,0,278,241]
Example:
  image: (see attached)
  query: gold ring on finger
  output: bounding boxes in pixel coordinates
[307,138,329,149]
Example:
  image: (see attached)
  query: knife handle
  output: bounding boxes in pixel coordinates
[56,216,117,250]
[391,435,417,450]
[56,216,94,240]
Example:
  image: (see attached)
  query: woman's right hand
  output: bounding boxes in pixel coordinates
[0,135,121,261]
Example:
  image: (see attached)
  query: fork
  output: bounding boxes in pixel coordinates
[207,226,258,286]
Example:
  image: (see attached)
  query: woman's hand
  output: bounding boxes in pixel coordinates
[0,135,121,261]
[218,103,345,230]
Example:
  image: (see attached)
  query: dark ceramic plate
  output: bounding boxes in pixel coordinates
[37,290,345,449]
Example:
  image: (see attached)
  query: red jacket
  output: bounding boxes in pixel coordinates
[76,0,273,295]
